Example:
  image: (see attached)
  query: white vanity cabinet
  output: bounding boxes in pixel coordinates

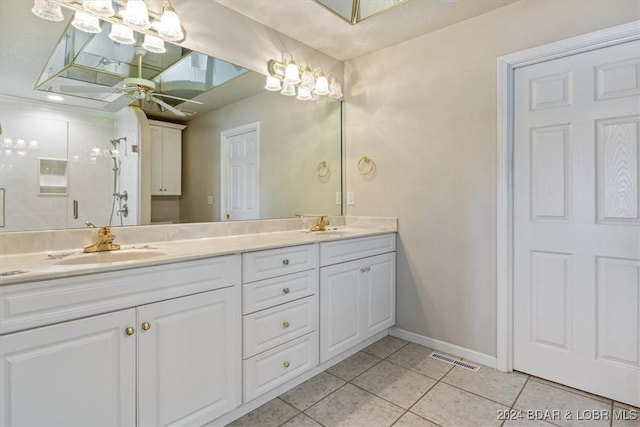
[0,256,241,427]
[241,244,319,402]
[149,120,186,196]
[319,234,396,362]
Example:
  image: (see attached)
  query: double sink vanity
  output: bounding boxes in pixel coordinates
[0,216,397,426]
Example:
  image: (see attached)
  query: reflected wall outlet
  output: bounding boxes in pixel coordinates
[335,192,341,205]
[347,192,355,205]
[207,195,213,205]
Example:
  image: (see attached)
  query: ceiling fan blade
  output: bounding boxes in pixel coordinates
[150,96,186,117]
[153,93,204,105]
[60,85,118,94]
[103,95,134,112]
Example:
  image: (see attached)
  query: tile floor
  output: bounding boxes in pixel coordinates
[228,336,639,427]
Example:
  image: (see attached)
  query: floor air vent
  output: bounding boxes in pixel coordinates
[429,352,480,372]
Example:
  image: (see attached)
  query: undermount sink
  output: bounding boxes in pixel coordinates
[55,250,167,265]
[303,229,359,237]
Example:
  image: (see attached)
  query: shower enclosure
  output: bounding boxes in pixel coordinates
[0,96,141,232]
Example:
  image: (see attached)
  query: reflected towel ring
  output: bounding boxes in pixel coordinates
[358,156,375,175]
[317,160,330,178]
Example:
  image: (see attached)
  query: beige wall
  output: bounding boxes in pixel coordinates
[181,93,342,222]
[345,0,640,356]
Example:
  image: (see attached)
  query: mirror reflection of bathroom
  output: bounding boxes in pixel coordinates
[0,99,141,231]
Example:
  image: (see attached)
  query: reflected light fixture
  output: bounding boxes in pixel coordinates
[109,22,136,44]
[72,11,102,33]
[142,34,166,53]
[47,94,65,102]
[266,54,343,102]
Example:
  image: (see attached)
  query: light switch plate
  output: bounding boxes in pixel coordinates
[347,192,355,205]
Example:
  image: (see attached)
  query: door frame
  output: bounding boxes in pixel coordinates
[496,20,640,372]
[219,121,260,221]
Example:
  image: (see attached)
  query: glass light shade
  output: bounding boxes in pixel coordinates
[28,140,39,150]
[296,87,312,101]
[2,138,13,148]
[109,23,136,44]
[280,82,296,97]
[72,11,102,34]
[300,68,315,91]
[123,0,150,30]
[142,34,166,53]
[31,0,64,22]
[264,75,282,91]
[329,80,343,99]
[284,62,301,85]
[14,139,26,149]
[157,6,184,41]
[82,0,115,17]
[314,75,329,96]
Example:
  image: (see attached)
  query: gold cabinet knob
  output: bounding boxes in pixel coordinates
[283,287,290,294]
[141,322,151,331]
[283,360,291,368]
[125,327,135,336]
[282,259,290,266]
[282,321,290,328]
[360,267,368,273]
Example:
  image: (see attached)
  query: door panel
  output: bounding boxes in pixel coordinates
[0,309,136,426]
[513,40,640,406]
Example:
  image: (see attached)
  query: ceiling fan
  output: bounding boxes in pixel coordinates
[60,47,202,117]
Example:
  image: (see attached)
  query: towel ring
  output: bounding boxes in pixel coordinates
[316,160,330,178]
[358,156,376,175]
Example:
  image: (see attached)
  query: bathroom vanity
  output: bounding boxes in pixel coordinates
[0,218,396,426]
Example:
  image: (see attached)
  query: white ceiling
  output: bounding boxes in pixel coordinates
[215,0,519,61]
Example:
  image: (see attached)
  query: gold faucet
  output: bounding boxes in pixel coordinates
[309,215,330,232]
[84,226,121,253]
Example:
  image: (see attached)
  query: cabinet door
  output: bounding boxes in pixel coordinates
[150,125,164,195]
[320,260,364,362]
[137,287,240,426]
[0,309,136,427]
[362,252,396,337]
[161,128,182,195]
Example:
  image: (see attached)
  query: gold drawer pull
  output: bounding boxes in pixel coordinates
[141,322,151,331]
[360,266,371,273]
[282,259,290,266]
[125,327,135,336]
[283,321,290,328]
[283,287,290,294]
[283,360,291,368]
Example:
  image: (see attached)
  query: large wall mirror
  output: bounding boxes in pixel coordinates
[0,1,343,232]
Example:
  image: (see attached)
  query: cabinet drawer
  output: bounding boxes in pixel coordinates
[243,244,318,283]
[243,270,317,314]
[243,332,318,402]
[0,255,241,335]
[243,296,317,358]
[320,234,396,266]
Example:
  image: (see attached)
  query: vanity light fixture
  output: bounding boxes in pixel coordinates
[32,0,186,53]
[82,0,114,17]
[266,54,343,101]
[31,0,65,22]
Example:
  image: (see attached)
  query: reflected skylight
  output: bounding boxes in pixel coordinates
[314,0,408,24]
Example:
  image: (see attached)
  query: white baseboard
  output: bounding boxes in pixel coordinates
[389,327,497,369]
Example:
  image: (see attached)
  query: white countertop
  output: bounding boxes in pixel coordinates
[0,227,396,286]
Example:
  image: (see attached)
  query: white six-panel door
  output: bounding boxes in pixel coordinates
[514,40,640,406]
[220,123,260,221]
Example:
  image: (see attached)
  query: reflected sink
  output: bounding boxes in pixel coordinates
[55,250,167,265]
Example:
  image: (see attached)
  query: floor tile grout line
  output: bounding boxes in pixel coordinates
[275,397,302,427]
[436,377,514,409]
[347,380,413,413]
[301,381,350,418]
[382,356,450,382]
[509,375,530,410]
[528,376,613,405]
